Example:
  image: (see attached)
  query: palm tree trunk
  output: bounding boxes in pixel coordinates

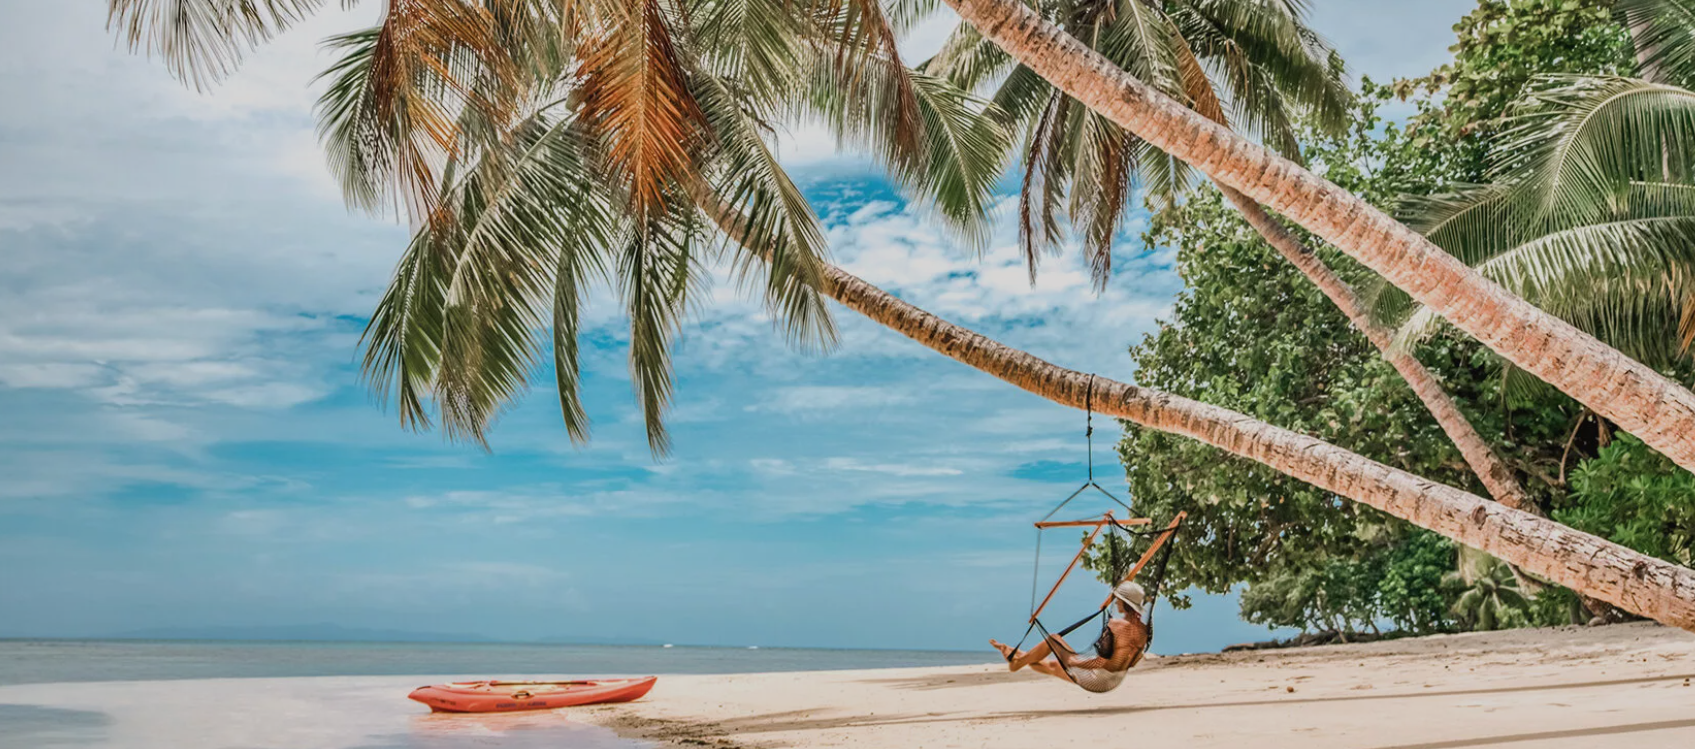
[686,188,1695,631]
[818,260,1695,630]
[1627,17,1667,84]
[1221,188,1534,512]
[941,0,1695,473]
[1623,18,1675,181]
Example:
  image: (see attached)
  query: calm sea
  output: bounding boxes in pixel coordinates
[0,638,992,687]
[0,639,993,749]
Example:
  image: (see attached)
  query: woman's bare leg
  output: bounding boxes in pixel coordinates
[1027,659,1071,681]
[991,636,1077,672]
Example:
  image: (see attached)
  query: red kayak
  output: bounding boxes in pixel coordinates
[408,677,657,713]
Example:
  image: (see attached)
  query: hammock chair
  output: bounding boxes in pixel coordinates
[1003,376,1186,682]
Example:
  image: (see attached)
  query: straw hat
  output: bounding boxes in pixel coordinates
[1112,581,1146,618]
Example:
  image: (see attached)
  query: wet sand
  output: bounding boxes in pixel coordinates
[575,622,1695,748]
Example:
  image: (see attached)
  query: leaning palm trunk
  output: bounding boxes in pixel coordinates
[690,189,1695,631]
[822,259,1691,628]
[1222,188,1533,512]
[942,0,1695,472]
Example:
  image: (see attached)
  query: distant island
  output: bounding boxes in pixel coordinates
[101,623,665,646]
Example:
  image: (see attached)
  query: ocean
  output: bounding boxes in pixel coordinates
[0,639,993,748]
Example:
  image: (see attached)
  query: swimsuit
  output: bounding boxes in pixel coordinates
[1068,665,1129,693]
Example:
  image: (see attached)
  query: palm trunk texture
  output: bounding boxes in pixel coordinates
[943,0,1695,473]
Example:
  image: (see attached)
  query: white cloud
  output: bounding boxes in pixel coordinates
[822,457,965,477]
[751,385,918,414]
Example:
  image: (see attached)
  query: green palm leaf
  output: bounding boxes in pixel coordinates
[1615,0,1695,87]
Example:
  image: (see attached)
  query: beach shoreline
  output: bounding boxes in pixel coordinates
[1,623,1690,748]
[576,621,1695,748]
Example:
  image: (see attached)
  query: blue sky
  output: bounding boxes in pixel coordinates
[0,1,1477,653]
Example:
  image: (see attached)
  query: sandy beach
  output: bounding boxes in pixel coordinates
[578,622,1695,749]
[2,623,1691,748]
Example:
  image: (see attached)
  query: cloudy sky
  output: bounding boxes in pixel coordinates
[0,1,1476,653]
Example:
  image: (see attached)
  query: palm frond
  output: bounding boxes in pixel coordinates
[919,21,1010,91]
[809,53,1010,243]
[363,105,617,446]
[1494,75,1695,228]
[314,2,521,222]
[990,64,1054,128]
[107,0,332,89]
[692,71,838,352]
[1172,0,1351,139]
[908,72,1015,244]
[690,0,809,108]
[818,0,925,170]
[579,0,710,220]
[1018,93,1071,282]
[1394,216,1695,368]
[1069,113,1134,290]
[1615,0,1695,87]
[362,228,453,433]
[619,202,706,456]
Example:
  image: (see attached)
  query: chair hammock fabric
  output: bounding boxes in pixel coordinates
[1002,376,1185,684]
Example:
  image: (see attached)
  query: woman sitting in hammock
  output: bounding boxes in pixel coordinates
[990,581,1149,693]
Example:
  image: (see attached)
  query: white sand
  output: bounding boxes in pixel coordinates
[3,624,1691,748]
[576,622,1695,748]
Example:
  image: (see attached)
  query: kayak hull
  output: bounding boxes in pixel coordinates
[408,677,657,713]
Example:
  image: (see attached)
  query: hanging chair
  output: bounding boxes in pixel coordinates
[1002,376,1186,682]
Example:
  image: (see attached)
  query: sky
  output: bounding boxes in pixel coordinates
[0,1,1478,654]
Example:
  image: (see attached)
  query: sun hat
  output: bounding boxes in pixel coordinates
[1112,581,1147,618]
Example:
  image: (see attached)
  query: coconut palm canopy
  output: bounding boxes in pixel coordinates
[923,0,1351,288]
[938,0,1695,472]
[1390,0,1695,379]
[109,0,1011,453]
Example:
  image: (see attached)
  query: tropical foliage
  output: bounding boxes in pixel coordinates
[1446,557,1529,631]
[1116,0,1695,635]
[1389,0,1695,377]
[1561,434,1695,566]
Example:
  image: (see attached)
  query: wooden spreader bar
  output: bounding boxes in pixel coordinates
[1033,517,1153,529]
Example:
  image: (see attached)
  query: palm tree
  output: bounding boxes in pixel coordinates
[1396,77,1695,381]
[1393,0,1695,387]
[1446,556,1529,631]
[924,0,1534,511]
[111,0,1010,453]
[108,0,1695,629]
[938,0,1695,473]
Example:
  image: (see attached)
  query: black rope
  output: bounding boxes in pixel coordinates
[1085,374,1095,482]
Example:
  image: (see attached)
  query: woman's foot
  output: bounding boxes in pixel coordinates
[990,639,1019,669]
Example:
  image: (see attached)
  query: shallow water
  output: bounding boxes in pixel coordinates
[0,676,639,749]
[0,640,991,748]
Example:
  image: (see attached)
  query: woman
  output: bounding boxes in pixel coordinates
[990,581,1149,693]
